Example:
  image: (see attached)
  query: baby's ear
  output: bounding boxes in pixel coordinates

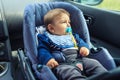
[47,24,54,33]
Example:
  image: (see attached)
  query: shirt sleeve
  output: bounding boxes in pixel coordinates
[37,34,53,65]
[73,34,89,49]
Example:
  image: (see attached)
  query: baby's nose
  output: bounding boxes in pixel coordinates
[67,23,70,27]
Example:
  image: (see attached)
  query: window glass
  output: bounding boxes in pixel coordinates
[95,0,120,11]
[72,0,120,11]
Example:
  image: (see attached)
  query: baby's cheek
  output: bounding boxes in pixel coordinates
[59,28,65,32]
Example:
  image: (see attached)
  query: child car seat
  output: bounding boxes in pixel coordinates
[22,1,116,80]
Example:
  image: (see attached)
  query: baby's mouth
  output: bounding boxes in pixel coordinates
[66,27,72,34]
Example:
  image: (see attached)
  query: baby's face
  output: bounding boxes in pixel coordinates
[50,13,71,35]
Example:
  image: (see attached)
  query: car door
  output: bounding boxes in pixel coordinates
[0,1,13,80]
[65,0,120,59]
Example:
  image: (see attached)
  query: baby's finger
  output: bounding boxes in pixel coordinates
[54,61,59,66]
[51,63,55,68]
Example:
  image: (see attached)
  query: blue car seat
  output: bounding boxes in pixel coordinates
[23,1,116,80]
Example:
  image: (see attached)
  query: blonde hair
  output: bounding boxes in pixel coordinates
[44,8,70,26]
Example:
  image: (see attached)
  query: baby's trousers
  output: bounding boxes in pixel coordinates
[53,57,107,80]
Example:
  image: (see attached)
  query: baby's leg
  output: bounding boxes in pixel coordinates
[82,57,107,77]
[52,64,86,80]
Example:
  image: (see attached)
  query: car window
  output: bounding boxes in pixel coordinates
[95,0,120,11]
[71,0,120,11]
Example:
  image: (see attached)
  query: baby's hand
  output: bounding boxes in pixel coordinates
[46,58,59,68]
[79,47,89,56]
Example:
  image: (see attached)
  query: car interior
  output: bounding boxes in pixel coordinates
[0,0,120,80]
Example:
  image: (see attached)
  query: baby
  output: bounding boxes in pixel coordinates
[37,8,107,80]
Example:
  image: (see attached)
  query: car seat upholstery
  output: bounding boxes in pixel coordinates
[23,1,116,79]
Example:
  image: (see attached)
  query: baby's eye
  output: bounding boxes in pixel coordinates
[63,21,66,23]
[60,21,66,23]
